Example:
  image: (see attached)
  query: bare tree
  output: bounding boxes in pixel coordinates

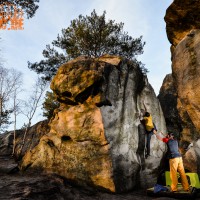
[0,66,22,133]
[19,77,47,155]
[11,69,23,155]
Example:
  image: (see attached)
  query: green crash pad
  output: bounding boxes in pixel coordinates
[165,171,200,189]
[147,171,200,199]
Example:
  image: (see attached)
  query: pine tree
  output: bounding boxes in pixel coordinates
[42,91,59,120]
[28,10,146,81]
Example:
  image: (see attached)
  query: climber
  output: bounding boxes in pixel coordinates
[141,103,156,158]
[153,131,190,192]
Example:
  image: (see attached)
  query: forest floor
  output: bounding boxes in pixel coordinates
[0,155,197,200]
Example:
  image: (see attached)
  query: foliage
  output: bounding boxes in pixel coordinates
[0,109,13,133]
[28,45,68,81]
[42,91,59,120]
[28,10,146,81]
[0,0,39,30]
[0,0,40,18]
[20,123,28,130]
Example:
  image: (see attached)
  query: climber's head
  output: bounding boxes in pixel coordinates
[167,132,174,139]
[144,112,150,117]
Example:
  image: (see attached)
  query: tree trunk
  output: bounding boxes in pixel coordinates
[12,93,17,156]
[19,120,31,157]
[0,97,2,128]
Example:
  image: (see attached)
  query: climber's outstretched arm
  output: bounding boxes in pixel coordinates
[153,130,164,141]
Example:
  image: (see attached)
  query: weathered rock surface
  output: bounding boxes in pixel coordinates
[161,0,200,174]
[172,29,200,173]
[20,55,166,192]
[0,155,160,200]
[165,0,200,47]
[0,120,49,159]
[158,74,181,134]
[172,30,200,140]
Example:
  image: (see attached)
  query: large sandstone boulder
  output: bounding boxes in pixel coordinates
[20,55,166,192]
[161,0,200,173]
[172,30,200,139]
[172,29,200,172]
[165,0,200,47]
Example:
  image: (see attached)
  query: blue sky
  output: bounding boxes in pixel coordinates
[0,0,173,128]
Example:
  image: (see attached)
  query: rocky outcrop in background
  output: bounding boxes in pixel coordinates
[160,0,200,174]
[0,120,49,158]
[20,55,166,193]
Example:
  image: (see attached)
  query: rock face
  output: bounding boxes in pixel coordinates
[20,55,166,192]
[165,0,200,47]
[0,120,49,158]
[161,0,200,174]
[158,74,181,134]
[0,156,157,200]
[172,29,200,173]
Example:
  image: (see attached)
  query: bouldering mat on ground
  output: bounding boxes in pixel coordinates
[147,187,198,199]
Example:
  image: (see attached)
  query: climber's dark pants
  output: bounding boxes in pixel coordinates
[146,129,154,156]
